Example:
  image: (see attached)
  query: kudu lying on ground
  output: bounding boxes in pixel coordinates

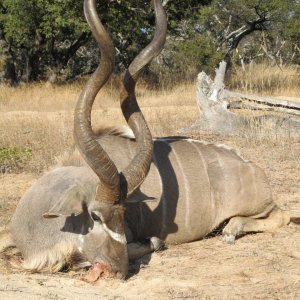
[2,0,298,280]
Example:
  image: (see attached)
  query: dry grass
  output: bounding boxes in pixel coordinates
[0,80,196,112]
[0,82,80,112]
[229,62,300,99]
[0,64,299,174]
[0,107,199,174]
[0,81,197,173]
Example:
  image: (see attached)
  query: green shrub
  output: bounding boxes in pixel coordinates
[149,35,224,87]
[0,147,32,173]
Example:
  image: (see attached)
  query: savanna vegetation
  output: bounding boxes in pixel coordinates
[0,0,299,85]
[0,0,299,174]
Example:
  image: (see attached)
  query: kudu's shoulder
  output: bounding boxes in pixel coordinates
[22,166,97,202]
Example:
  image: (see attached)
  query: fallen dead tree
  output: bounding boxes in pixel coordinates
[228,92,300,117]
[183,61,300,136]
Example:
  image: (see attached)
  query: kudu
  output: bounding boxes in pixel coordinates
[3,0,296,280]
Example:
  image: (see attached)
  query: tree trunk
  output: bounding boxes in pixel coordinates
[0,39,17,85]
[48,32,91,83]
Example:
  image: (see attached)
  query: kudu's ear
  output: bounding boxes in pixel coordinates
[43,185,88,218]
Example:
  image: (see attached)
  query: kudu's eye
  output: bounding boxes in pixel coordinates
[91,212,102,223]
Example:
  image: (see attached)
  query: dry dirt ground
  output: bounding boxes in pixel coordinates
[0,108,300,299]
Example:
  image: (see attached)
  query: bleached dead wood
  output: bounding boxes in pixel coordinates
[183,61,300,136]
[190,61,244,135]
[229,100,300,117]
[227,92,300,116]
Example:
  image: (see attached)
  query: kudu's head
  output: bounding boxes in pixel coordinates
[44,0,167,279]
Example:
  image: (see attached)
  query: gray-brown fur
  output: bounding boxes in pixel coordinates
[57,128,290,246]
[7,127,293,277]
[11,164,132,276]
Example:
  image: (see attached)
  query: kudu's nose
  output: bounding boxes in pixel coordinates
[112,259,128,280]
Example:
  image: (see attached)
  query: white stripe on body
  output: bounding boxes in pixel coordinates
[170,142,192,233]
[153,140,168,238]
[207,146,226,222]
[249,163,258,203]
[187,140,213,211]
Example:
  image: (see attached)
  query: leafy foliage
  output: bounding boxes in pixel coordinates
[0,0,89,82]
[199,0,300,64]
[0,0,299,85]
[150,35,223,86]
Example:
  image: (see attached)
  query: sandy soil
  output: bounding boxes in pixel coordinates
[0,109,300,299]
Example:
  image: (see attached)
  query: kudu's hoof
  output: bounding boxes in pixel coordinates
[150,237,165,251]
[222,234,236,244]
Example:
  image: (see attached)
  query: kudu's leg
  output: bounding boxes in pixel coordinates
[222,207,290,244]
[0,228,23,269]
[125,224,164,260]
[0,228,15,253]
[128,237,164,260]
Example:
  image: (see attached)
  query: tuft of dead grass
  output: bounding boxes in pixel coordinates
[0,82,80,112]
[229,62,300,99]
[0,112,74,173]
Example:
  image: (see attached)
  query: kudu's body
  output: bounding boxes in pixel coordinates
[5,0,294,279]
[11,131,287,270]
[97,133,278,244]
